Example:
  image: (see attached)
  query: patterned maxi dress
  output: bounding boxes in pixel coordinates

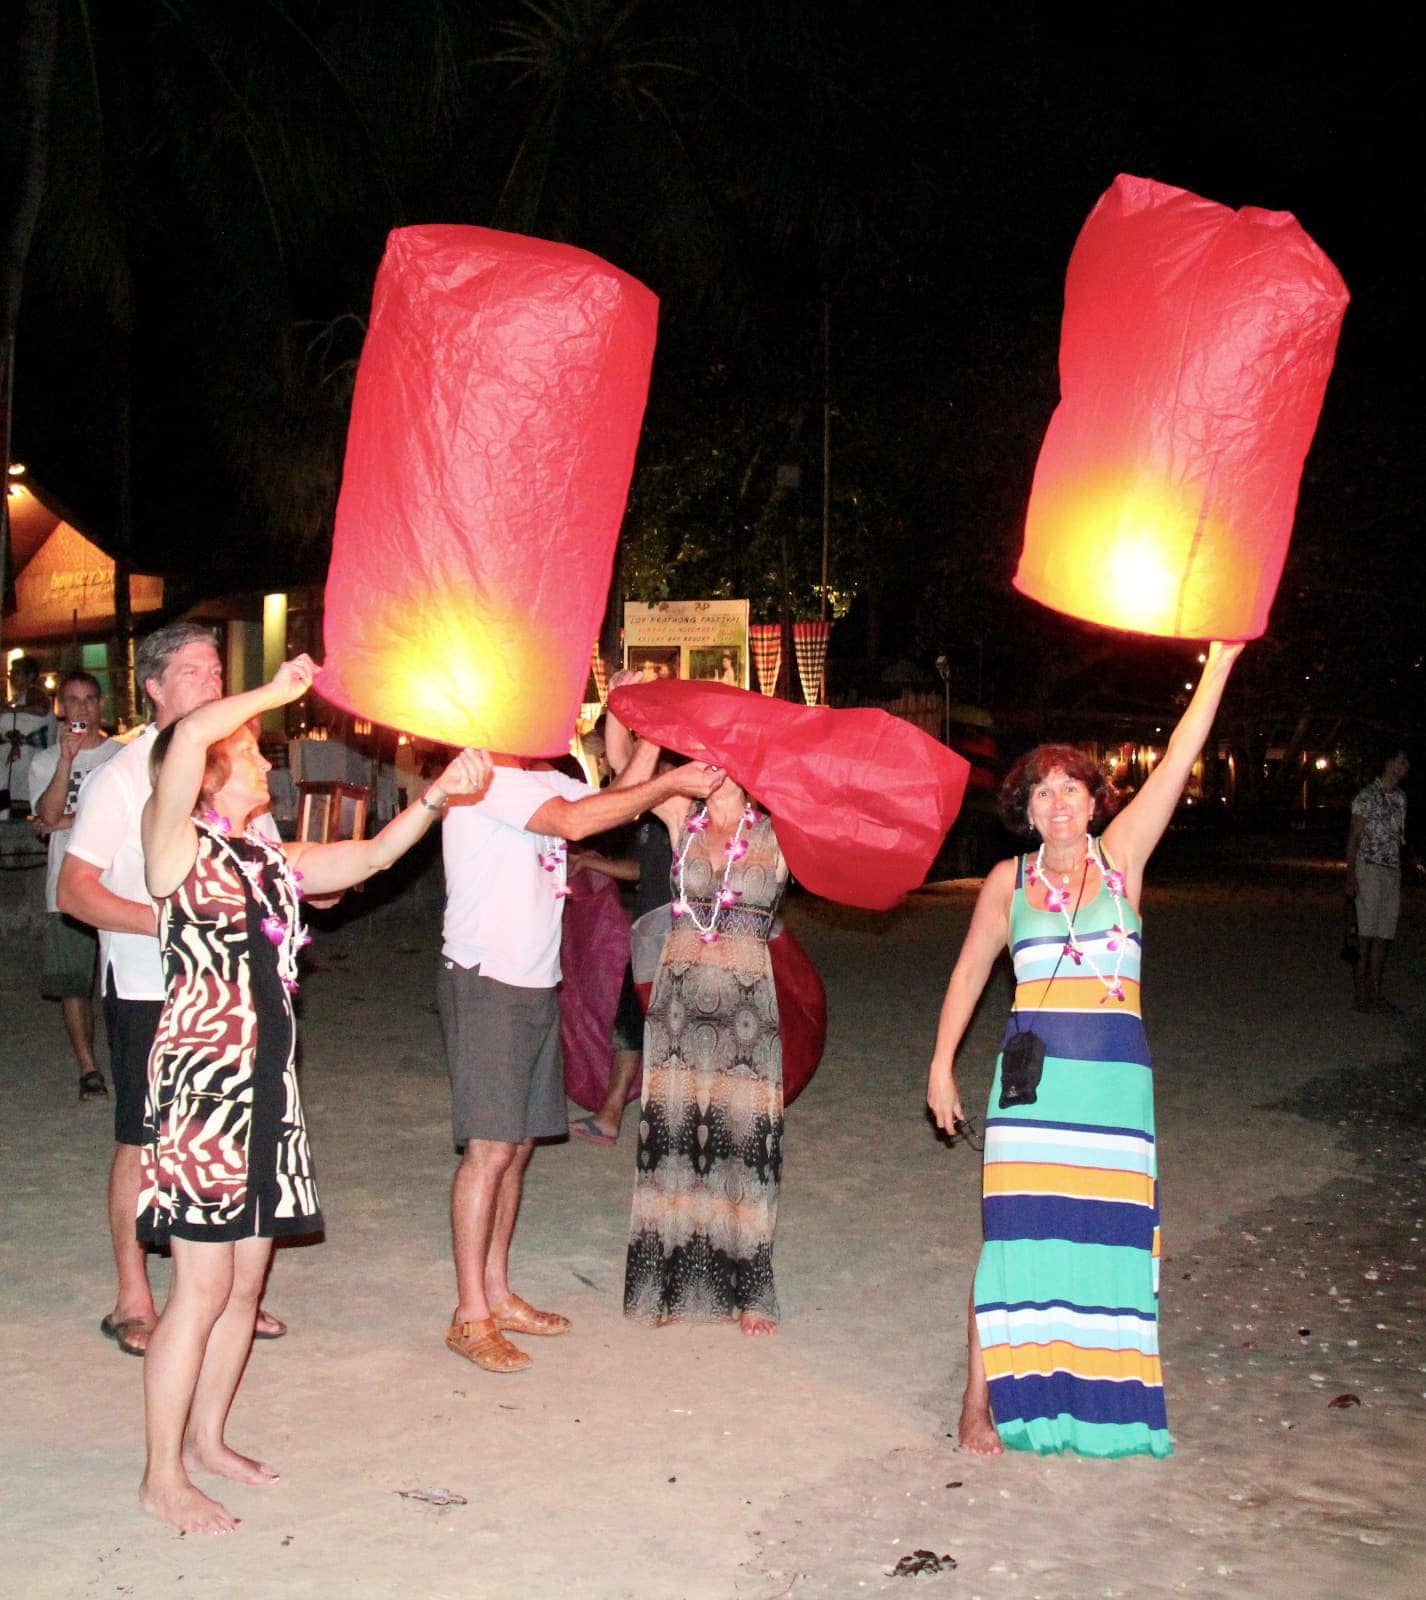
[973,849,1170,1458]
[624,810,787,1323]
[138,825,322,1246]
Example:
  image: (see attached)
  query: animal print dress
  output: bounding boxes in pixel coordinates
[138,825,322,1246]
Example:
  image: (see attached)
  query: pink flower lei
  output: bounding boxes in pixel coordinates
[538,836,571,898]
[197,813,310,993]
[671,800,760,945]
[1030,834,1129,1004]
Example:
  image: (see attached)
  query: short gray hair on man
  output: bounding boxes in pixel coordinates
[134,622,219,715]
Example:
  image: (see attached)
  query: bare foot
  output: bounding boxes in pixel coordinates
[183,1441,281,1486]
[139,1474,240,1534]
[739,1311,777,1337]
[957,1391,1004,1455]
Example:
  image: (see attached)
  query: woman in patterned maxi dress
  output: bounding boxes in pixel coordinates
[927,641,1243,1458]
[136,658,490,1535]
[624,777,788,1335]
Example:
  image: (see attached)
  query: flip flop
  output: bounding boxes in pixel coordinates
[570,1115,617,1146]
[253,1310,288,1340]
[78,1070,109,1101]
[100,1313,157,1357]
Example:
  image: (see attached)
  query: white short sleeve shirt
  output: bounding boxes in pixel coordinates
[441,766,595,988]
[66,724,281,1000]
[26,736,121,912]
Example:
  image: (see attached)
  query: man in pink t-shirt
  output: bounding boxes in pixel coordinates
[439,746,722,1374]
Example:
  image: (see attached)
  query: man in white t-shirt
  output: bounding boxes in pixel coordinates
[59,623,287,1357]
[27,670,120,1099]
[3,653,59,817]
[441,744,723,1374]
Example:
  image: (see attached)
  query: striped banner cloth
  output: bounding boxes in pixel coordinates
[793,620,832,706]
[749,624,782,697]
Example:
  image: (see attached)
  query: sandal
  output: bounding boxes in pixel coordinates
[445,1316,532,1373]
[78,1070,109,1101]
[253,1309,288,1340]
[490,1294,570,1338]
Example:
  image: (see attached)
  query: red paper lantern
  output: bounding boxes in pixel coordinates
[1016,174,1348,640]
[608,680,970,911]
[318,225,658,753]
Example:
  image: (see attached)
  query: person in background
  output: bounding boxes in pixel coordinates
[1345,746,1411,1013]
[4,654,58,817]
[27,671,119,1098]
[568,671,674,1146]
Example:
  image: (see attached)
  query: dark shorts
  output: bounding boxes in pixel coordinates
[41,913,98,1001]
[610,961,644,1054]
[437,961,567,1149]
[103,981,163,1146]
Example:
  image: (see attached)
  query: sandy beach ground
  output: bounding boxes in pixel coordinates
[2,835,1422,1600]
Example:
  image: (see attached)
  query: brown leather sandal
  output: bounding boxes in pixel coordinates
[445,1316,532,1372]
[490,1294,571,1337]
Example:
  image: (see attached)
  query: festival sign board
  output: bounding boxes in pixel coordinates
[623,599,750,688]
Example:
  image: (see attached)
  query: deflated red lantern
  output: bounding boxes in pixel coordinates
[608,680,970,911]
[318,225,658,752]
[1016,174,1348,640]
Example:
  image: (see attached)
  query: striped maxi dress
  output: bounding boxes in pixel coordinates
[973,849,1171,1458]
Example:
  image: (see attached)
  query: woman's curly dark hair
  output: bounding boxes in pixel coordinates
[998,743,1122,838]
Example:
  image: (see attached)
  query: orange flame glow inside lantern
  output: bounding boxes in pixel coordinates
[318,225,658,753]
[1016,174,1349,640]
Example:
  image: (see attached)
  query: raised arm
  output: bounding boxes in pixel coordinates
[926,858,1016,1133]
[286,748,493,895]
[141,657,316,897]
[524,759,723,842]
[34,729,84,827]
[1100,641,1243,901]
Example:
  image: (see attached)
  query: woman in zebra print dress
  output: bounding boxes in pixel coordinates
[136,657,489,1535]
[927,641,1242,1459]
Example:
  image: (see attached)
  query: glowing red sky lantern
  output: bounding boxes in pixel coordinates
[318,225,658,753]
[1016,174,1348,640]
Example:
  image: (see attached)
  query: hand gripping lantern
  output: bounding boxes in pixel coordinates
[1015,174,1348,640]
[319,225,658,752]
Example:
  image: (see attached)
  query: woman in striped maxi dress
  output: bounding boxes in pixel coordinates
[927,641,1242,1458]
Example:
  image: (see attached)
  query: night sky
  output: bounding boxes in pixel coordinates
[4,3,1419,737]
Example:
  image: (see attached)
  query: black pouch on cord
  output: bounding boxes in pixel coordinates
[999,1027,1046,1107]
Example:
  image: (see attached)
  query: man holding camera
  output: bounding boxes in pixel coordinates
[28,671,118,1100]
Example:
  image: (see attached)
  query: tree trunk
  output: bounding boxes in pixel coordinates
[112,353,136,726]
[0,0,60,659]
[599,538,624,678]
